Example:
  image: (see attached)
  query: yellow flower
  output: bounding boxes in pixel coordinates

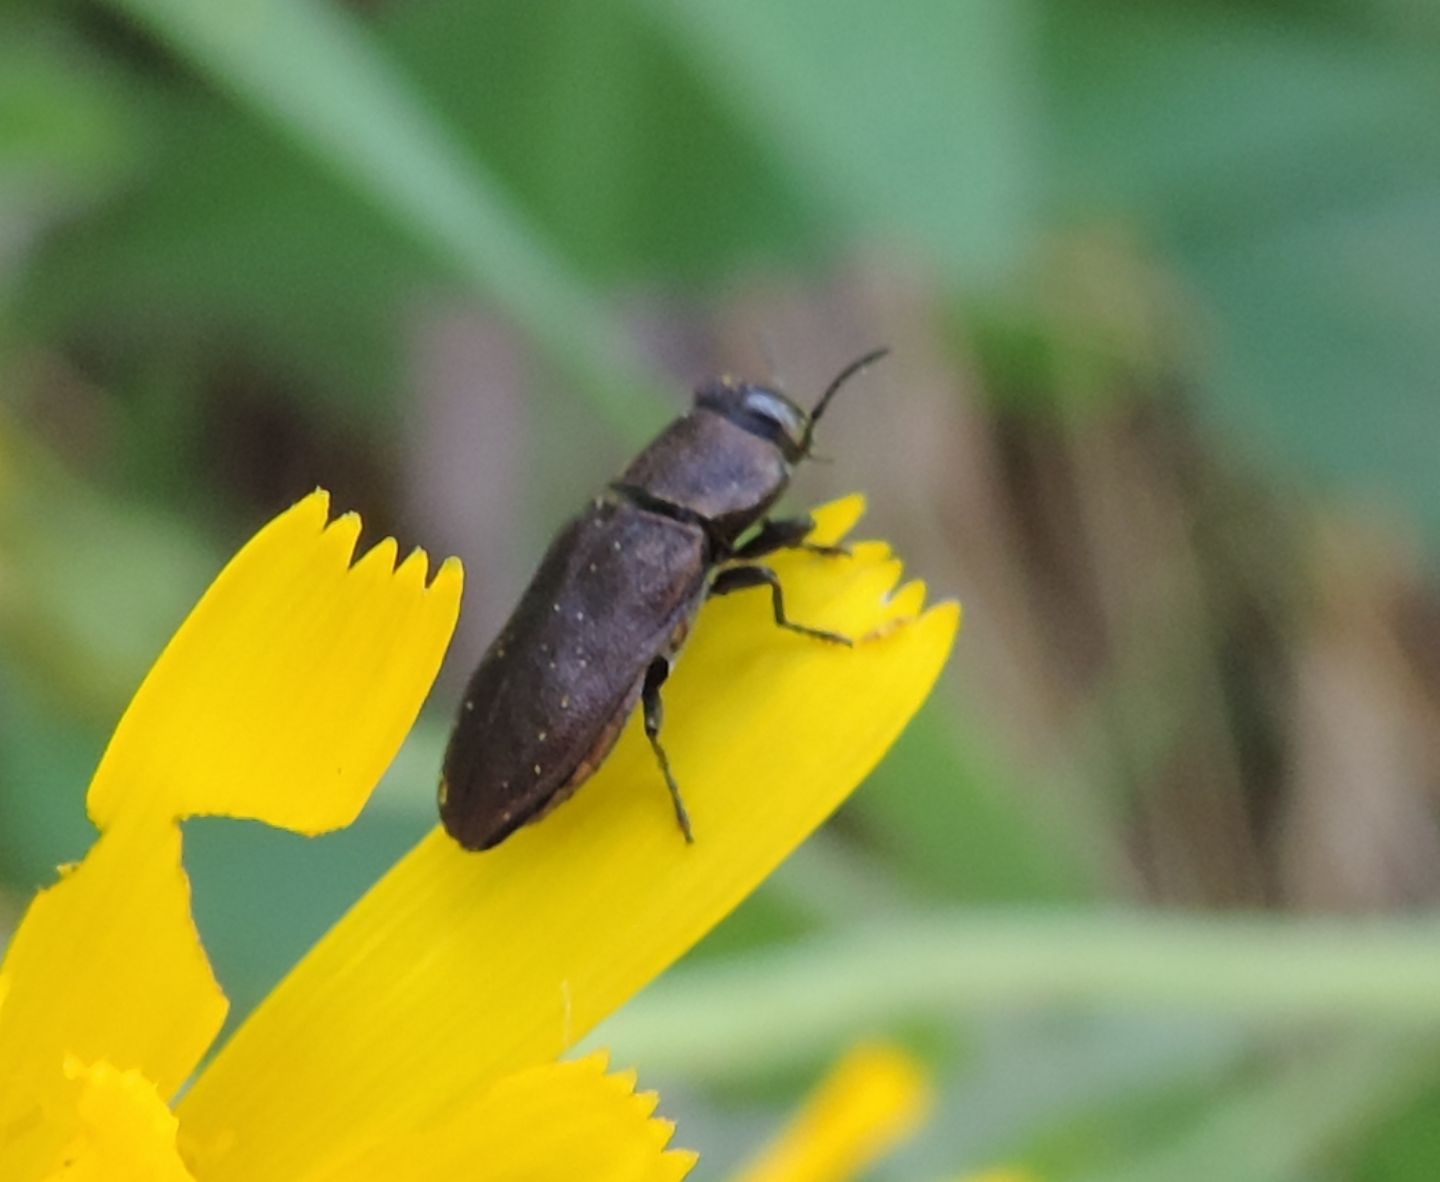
[730,1044,1033,1182]
[733,1042,933,1182]
[0,489,958,1179]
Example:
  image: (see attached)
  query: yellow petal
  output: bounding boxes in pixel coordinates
[730,1043,932,1182]
[301,1054,694,1182]
[37,1059,196,1182]
[0,820,224,1177]
[179,497,958,1180]
[87,491,463,833]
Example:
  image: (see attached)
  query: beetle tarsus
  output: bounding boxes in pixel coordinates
[710,564,854,646]
[643,658,694,843]
[798,541,852,558]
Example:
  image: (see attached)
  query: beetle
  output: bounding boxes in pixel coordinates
[439,348,889,851]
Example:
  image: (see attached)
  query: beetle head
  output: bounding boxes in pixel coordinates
[695,380,810,462]
[694,347,890,464]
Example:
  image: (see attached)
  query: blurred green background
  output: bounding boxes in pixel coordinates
[4,1,1440,1178]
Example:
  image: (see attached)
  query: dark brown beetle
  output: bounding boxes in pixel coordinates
[439,349,888,850]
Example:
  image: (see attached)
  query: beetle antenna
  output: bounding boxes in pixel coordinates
[802,347,890,454]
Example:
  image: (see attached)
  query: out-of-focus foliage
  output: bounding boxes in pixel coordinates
[4,1,1440,1178]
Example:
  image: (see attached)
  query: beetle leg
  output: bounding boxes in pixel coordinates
[709,564,855,646]
[643,658,694,844]
[731,514,852,561]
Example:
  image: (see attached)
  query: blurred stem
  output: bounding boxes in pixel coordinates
[102,0,665,438]
[594,910,1440,1079]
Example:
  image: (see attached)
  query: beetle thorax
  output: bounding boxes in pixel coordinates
[617,409,791,543]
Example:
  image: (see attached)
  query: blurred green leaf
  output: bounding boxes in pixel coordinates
[0,31,138,215]
[644,0,1042,283]
[852,690,1103,903]
[1188,193,1440,542]
[17,100,431,417]
[96,0,661,432]
[1353,1075,1440,1182]
[0,668,102,887]
[1046,1,1440,541]
[0,423,219,724]
[388,0,821,283]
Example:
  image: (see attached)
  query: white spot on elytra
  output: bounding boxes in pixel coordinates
[538,730,548,742]
[463,700,474,713]
[560,695,571,709]
[574,610,585,622]
[533,763,543,776]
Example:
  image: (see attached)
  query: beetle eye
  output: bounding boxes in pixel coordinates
[696,381,809,458]
[740,388,807,443]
